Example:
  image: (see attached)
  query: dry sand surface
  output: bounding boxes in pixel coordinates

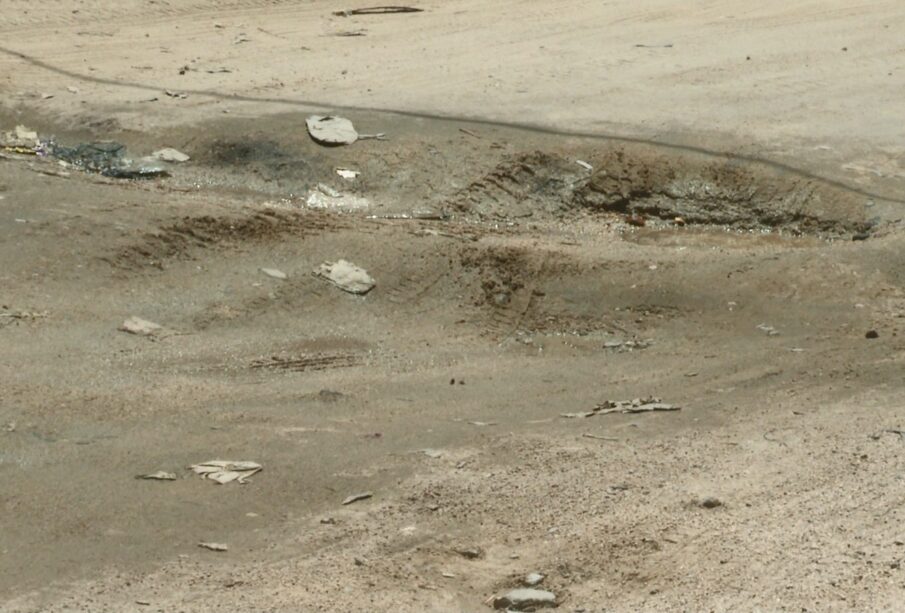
[2,1,905,611]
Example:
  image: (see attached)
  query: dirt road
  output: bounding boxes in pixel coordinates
[2,2,905,612]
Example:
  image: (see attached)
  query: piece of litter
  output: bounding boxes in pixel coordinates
[198,542,228,552]
[305,190,371,211]
[138,471,177,481]
[164,90,188,99]
[442,572,456,578]
[233,33,249,44]
[357,132,387,141]
[421,448,443,458]
[152,148,190,163]
[336,168,360,180]
[261,268,287,280]
[190,460,262,484]
[756,323,780,336]
[334,6,424,16]
[342,491,373,505]
[119,316,162,336]
[136,600,151,606]
[575,160,593,171]
[602,338,652,352]
[562,397,680,418]
[582,433,618,441]
[467,420,496,427]
[524,572,545,587]
[306,115,358,146]
[493,588,557,610]
[67,86,80,94]
[315,259,375,294]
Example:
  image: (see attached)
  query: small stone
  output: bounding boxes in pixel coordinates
[700,497,723,509]
[524,572,545,586]
[119,316,162,336]
[454,546,484,560]
[865,330,879,339]
[493,588,557,610]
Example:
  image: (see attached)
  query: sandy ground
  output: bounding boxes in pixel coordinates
[2,1,905,612]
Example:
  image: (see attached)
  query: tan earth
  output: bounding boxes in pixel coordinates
[2,2,905,612]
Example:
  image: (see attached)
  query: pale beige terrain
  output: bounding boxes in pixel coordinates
[1,1,905,612]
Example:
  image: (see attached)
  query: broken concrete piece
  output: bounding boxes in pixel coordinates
[190,460,262,484]
[119,316,162,336]
[493,588,557,610]
[306,115,358,146]
[151,148,190,163]
[315,260,375,294]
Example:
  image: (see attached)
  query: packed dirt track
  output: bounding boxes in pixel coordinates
[2,2,905,612]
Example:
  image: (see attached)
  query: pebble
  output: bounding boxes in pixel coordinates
[700,497,723,509]
[866,329,879,339]
[524,572,545,586]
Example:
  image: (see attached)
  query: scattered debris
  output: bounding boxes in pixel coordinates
[66,86,80,94]
[119,316,162,337]
[306,115,358,146]
[333,29,367,37]
[459,127,482,139]
[454,546,484,560]
[700,497,723,509]
[4,422,17,433]
[493,588,557,611]
[562,397,680,419]
[190,460,262,484]
[869,429,905,441]
[1,125,40,149]
[151,148,190,163]
[233,33,250,44]
[305,188,371,211]
[198,542,228,552]
[336,168,360,180]
[635,43,674,48]
[333,6,424,17]
[137,471,177,481]
[342,491,373,505]
[866,329,879,339]
[442,572,456,578]
[756,323,780,336]
[524,572,545,587]
[582,433,619,441]
[320,517,337,525]
[164,90,188,99]
[575,159,593,171]
[602,338,652,352]
[467,420,497,427]
[135,600,151,606]
[51,142,169,179]
[261,267,288,280]
[315,260,376,294]
[318,389,344,402]
[317,183,342,198]
[357,132,388,141]
[421,448,443,458]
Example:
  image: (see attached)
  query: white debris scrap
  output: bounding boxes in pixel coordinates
[190,460,262,484]
[260,267,287,280]
[152,148,190,163]
[306,115,358,146]
[336,168,360,180]
[138,471,177,481]
[315,259,375,294]
[119,316,162,336]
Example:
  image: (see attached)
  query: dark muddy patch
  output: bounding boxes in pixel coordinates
[447,148,872,237]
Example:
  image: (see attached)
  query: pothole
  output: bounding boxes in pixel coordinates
[447,148,873,238]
